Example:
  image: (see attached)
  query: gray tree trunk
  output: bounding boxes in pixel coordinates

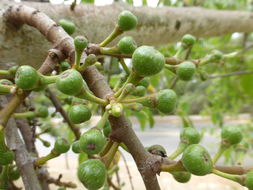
[1,0,253,68]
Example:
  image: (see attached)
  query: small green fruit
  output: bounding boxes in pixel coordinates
[132,86,146,96]
[0,151,15,165]
[60,61,70,71]
[36,106,49,118]
[111,103,123,117]
[180,127,200,145]
[79,128,106,155]
[103,121,111,138]
[209,50,223,62]
[221,125,242,146]
[137,78,150,88]
[15,65,39,90]
[132,46,165,77]
[157,89,177,114]
[176,61,196,81]
[147,144,167,157]
[56,69,84,95]
[74,36,88,53]
[58,19,76,35]
[245,170,253,190]
[78,159,106,190]
[0,79,13,86]
[68,104,91,124]
[54,138,70,154]
[72,140,81,154]
[117,36,137,54]
[117,10,137,31]
[181,34,196,46]
[171,171,191,183]
[181,144,213,176]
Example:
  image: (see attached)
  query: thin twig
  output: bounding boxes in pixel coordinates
[120,150,134,190]
[209,70,253,79]
[45,88,80,140]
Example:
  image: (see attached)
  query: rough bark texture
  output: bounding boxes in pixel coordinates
[1,0,253,67]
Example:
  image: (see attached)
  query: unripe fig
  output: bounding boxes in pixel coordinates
[180,127,200,145]
[0,151,14,165]
[58,19,76,35]
[0,79,13,86]
[181,34,196,46]
[117,10,137,31]
[171,171,191,183]
[74,36,88,53]
[78,159,106,190]
[137,78,150,88]
[176,61,196,81]
[245,170,253,190]
[79,128,106,155]
[36,106,49,118]
[111,103,123,117]
[68,104,91,124]
[103,121,111,138]
[132,85,146,96]
[181,144,213,176]
[60,61,70,71]
[147,144,167,157]
[15,65,39,90]
[209,50,223,62]
[54,138,70,154]
[221,125,242,146]
[132,46,165,77]
[56,69,84,95]
[72,141,81,154]
[157,89,177,114]
[117,36,137,54]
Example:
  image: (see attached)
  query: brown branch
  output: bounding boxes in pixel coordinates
[45,88,81,140]
[46,174,77,188]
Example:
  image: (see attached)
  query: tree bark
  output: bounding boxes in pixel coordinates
[1,0,253,67]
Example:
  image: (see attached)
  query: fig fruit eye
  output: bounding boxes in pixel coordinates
[117,10,138,31]
[79,128,106,155]
[68,104,91,124]
[132,46,165,77]
[56,69,84,95]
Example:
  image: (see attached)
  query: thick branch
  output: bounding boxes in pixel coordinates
[1,0,253,67]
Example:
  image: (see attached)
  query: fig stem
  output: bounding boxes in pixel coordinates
[160,161,185,173]
[114,72,140,98]
[100,140,114,157]
[235,150,246,165]
[96,111,110,129]
[0,127,8,152]
[168,142,188,160]
[77,87,108,105]
[0,70,10,76]
[13,111,36,119]
[174,45,187,59]
[212,144,228,164]
[102,142,120,168]
[34,150,60,167]
[41,75,58,85]
[99,26,123,47]
[0,84,14,94]
[100,46,120,55]
[73,50,82,70]
[212,169,243,185]
[120,94,155,104]
[0,165,9,188]
[119,58,130,75]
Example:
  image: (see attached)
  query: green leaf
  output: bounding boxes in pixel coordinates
[126,0,134,4]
